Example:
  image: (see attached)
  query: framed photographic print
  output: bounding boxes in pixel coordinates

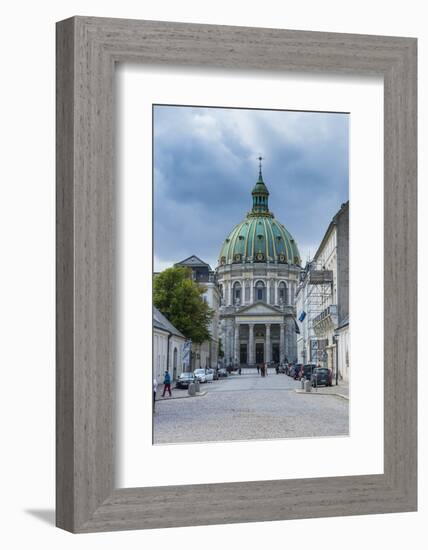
[56,17,417,532]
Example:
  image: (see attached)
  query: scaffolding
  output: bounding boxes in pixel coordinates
[298,260,334,363]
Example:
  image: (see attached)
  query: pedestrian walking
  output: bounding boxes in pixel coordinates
[162,370,172,397]
[265,362,269,376]
[153,378,158,412]
[238,366,242,375]
[257,365,260,374]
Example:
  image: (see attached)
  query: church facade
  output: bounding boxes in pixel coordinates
[216,161,301,367]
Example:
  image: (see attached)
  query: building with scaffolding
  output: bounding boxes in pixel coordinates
[296,202,349,382]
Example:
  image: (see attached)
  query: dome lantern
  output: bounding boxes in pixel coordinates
[218,160,301,267]
[251,156,270,215]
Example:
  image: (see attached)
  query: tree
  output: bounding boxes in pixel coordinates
[153,266,213,344]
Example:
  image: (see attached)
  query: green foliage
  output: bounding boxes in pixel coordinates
[153,266,213,344]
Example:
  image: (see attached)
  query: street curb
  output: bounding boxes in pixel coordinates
[157,391,207,402]
[294,389,349,401]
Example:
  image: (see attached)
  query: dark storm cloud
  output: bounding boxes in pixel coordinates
[153,105,349,270]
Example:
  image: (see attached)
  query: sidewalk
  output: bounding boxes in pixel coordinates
[295,381,349,400]
[156,384,207,401]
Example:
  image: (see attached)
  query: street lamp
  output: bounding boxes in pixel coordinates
[333,334,339,386]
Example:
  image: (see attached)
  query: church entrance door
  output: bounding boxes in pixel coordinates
[240,344,247,365]
[255,343,264,364]
[272,343,280,363]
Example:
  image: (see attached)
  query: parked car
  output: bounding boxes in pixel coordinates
[205,369,214,382]
[299,363,318,381]
[311,367,333,387]
[289,364,302,378]
[193,368,207,383]
[218,368,228,378]
[175,372,195,389]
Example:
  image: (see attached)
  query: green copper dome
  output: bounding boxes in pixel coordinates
[219,161,301,266]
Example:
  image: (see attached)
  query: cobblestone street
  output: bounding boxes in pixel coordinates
[154,369,349,444]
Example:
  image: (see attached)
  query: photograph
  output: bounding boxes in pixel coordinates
[152,104,349,445]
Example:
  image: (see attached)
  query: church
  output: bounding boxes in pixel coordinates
[216,159,301,367]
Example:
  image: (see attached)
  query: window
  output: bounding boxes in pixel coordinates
[255,281,265,302]
[279,281,288,304]
[233,282,242,305]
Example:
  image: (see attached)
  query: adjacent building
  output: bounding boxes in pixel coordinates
[153,306,186,382]
[174,255,221,370]
[295,261,321,365]
[216,160,301,367]
[296,202,349,381]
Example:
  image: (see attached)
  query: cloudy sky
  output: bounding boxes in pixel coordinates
[153,105,349,271]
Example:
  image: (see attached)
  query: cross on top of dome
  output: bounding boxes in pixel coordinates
[258,155,263,181]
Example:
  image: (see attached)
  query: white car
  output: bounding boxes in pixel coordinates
[205,369,214,382]
[193,369,207,383]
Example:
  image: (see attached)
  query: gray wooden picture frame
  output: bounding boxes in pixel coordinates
[56,16,417,533]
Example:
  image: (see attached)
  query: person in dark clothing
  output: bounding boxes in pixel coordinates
[162,370,172,397]
[257,365,260,374]
[153,378,158,412]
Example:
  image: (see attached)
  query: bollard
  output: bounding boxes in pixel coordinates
[304,379,311,392]
[301,379,305,390]
[194,380,200,393]
[188,383,196,396]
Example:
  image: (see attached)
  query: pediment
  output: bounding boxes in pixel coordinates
[236,303,282,316]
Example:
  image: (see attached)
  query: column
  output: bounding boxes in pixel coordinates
[274,280,278,305]
[265,323,271,363]
[248,323,255,365]
[234,323,240,364]
[284,320,290,361]
[279,321,285,363]
[250,282,254,304]
[266,282,270,304]
[228,323,234,364]
[224,321,230,365]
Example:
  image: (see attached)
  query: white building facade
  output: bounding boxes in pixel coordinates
[295,263,319,365]
[308,202,349,382]
[153,307,186,382]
